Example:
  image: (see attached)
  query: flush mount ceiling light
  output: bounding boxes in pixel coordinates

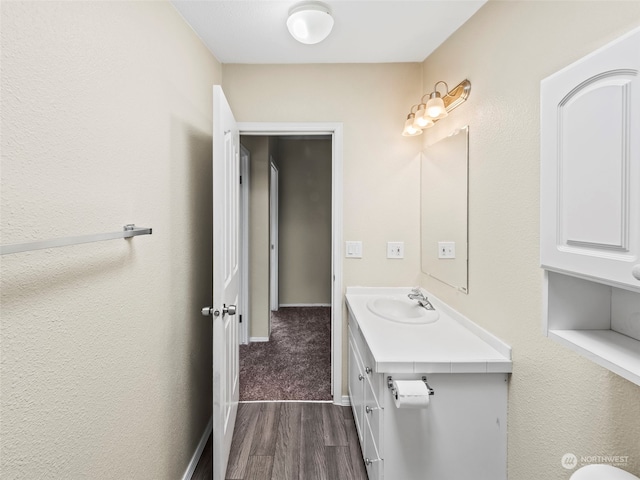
[404,79,472,136]
[287,2,334,45]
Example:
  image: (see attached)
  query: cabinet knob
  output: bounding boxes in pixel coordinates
[365,366,372,374]
[365,406,373,414]
[632,264,640,281]
[358,374,364,381]
[365,458,372,466]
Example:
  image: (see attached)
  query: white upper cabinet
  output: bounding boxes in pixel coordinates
[541,27,640,292]
[541,28,640,387]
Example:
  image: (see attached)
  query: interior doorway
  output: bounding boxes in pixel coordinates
[238,123,343,404]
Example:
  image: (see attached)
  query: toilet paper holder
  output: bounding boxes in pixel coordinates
[387,375,435,399]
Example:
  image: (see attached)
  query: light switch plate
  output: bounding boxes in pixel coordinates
[346,241,363,258]
[387,241,404,259]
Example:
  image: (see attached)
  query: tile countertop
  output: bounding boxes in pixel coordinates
[345,287,513,374]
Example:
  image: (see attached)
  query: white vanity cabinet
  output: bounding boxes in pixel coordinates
[346,288,512,480]
[540,27,640,387]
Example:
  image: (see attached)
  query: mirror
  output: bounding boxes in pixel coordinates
[421,126,469,293]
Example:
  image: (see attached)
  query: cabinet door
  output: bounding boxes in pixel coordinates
[348,336,365,443]
[541,27,640,291]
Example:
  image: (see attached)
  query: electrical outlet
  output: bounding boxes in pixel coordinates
[387,241,404,259]
[438,241,456,259]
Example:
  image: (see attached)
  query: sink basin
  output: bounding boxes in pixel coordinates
[366,297,439,324]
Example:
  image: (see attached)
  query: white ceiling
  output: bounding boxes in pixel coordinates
[170,1,487,64]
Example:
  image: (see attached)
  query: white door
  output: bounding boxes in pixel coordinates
[270,160,279,311]
[202,85,240,480]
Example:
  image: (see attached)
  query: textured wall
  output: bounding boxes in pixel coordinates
[278,138,332,306]
[1,1,221,478]
[418,1,640,479]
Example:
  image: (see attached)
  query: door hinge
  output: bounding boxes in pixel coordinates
[239,314,243,323]
[239,175,242,185]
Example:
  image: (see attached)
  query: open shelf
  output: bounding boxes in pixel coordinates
[544,271,640,387]
[548,329,640,386]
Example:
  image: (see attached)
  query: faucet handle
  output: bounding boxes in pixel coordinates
[410,286,422,294]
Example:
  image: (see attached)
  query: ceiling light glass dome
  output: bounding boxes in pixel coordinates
[286,2,334,45]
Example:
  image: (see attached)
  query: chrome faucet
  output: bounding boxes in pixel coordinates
[408,287,435,310]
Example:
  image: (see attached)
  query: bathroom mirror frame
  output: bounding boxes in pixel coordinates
[420,125,469,294]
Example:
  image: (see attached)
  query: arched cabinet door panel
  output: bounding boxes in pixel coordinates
[541,27,640,292]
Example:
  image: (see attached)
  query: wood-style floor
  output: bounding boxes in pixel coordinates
[191,402,368,480]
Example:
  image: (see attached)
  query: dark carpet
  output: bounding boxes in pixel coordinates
[239,306,332,401]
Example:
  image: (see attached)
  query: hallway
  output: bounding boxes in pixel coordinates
[239,307,332,401]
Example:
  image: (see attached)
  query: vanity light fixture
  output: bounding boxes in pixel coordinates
[286,2,334,45]
[404,79,471,135]
[402,105,424,137]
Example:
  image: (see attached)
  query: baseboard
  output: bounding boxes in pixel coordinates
[278,303,331,307]
[249,336,269,342]
[341,395,351,406]
[182,416,212,480]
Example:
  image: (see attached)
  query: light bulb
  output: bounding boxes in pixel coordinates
[426,96,447,119]
[414,107,435,128]
[402,115,423,136]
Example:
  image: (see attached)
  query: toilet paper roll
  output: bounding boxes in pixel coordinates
[392,380,431,409]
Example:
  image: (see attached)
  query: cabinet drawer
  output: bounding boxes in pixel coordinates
[363,413,383,480]
[350,318,383,397]
[364,376,383,456]
[349,319,368,362]
[348,336,365,443]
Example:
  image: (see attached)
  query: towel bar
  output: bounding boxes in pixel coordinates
[0,224,152,255]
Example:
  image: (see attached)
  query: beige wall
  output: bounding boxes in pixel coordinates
[0,2,220,478]
[242,136,271,339]
[418,1,640,479]
[223,63,424,394]
[278,138,332,305]
[222,64,423,294]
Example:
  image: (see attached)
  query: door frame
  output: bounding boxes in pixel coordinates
[269,159,279,312]
[238,122,344,405]
[239,144,250,345]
